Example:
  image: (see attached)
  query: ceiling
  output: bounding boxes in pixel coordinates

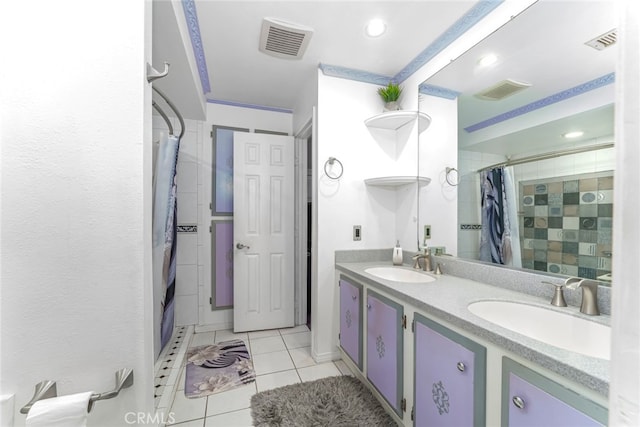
[154,0,479,115]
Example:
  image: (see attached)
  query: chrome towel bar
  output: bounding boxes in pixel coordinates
[20,368,134,415]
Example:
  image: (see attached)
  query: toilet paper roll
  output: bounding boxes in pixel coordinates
[25,391,93,427]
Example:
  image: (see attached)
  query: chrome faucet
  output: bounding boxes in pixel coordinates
[565,277,600,316]
[412,248,433,272]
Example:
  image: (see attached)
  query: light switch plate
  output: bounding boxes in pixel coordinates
[353,225,362,241]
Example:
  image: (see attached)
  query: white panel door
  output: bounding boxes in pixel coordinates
[233,132,294,332]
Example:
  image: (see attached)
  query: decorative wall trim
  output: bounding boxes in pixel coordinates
[182,0,211,94]
[460,224,482,230]
[318,63,393,86]
[177,225,198,233]
[419,83,461,100]
[207,98,293,114]
[464,72,616,133]
[393,0,504,83]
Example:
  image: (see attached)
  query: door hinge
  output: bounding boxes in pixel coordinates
[209,225,212,232]
[210,130,214,138]
[209,297,212,305]
[209,202,212,211]
[338,333,341,340]
[401,398,407,412]
[411,406,415,421]
[402,315,407,329]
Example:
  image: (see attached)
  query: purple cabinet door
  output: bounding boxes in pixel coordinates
[339,278,362,369]
[507,373,603,427]
[414,319,477,426]
[367,291,403,416]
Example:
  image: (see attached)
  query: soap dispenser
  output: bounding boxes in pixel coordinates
[392,240,403,265]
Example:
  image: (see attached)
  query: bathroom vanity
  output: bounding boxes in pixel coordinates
[336,256,609,426]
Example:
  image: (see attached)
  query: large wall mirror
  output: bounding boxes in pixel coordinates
[418,0,616,285]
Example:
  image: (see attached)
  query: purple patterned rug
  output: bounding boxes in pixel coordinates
[184,339,255,398]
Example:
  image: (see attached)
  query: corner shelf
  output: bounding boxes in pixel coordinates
[364,111,431,134]
[364,176,431,188]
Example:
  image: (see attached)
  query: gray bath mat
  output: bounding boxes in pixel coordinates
[250,375,397,426]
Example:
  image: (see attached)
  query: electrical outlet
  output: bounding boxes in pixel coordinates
[424,225,431,241]
[353,225,362,241]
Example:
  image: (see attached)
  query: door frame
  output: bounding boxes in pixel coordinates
[294,118,312,326]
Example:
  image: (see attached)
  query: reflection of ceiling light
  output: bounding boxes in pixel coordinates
[365,19,386,37]
[478,54,498,67]
[563,131,584,139]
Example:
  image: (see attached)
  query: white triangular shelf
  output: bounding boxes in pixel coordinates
[364,111,431,134]
[365,176,431,187]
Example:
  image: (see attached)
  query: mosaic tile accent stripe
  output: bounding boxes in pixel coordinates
[207,98,293,114]
[464,73,615,133]
[460,224,482,230]
[419,83,461,100]
[177,225,198,233]
[182,0,211,94]
[318,63,393,86]
[519,172,613,279]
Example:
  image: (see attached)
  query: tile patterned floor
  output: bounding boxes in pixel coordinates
[165,325,352,426]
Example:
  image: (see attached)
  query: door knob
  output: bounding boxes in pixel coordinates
[236,243,250,250]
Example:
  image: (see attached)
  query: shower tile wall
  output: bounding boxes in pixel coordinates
[520,172,613,279]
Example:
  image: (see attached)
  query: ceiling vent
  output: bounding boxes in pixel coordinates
[259,18,314,60]
[585,29,617,50]
[474,79,532,101]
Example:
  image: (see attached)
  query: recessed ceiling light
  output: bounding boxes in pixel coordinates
[365,19,386,37]
[478,54,498,67]
[563,131,584,139]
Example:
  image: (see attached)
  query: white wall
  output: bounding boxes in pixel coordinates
[313,72,418,360]
[0,0,154,425]
[197,103,292,330]
[415,93,459,255]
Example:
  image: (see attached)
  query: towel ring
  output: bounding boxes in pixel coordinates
[445,167,459,186]
[324,157,344,180]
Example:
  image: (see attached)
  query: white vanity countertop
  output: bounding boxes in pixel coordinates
[335,261,610,397]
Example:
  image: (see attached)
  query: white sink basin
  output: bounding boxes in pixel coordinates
[364,267,436,283]
[468,300,610,360]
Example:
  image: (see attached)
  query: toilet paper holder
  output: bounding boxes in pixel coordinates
[20,368,134,415]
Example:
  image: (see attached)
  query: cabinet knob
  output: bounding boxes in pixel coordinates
[512,396,525,409]
[352,295,357,301]
[457,362,466,372]
[367,304,372,309]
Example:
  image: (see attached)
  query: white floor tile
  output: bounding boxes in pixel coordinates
[297,362,342,382]
[206,382,257,417]
[282,331,311,349]
[248,329,280,339]
[190,332,216,347]
[215,329,249,344]
[278,324,310,335]
[168,390,207,425]
[334,359,354,376]
[255,369,301,392]
[252,350,295,375]
[288,346,317,369]
[204,408,253,427]
[249,335,286,355]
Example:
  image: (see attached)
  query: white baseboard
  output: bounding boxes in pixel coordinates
[312,348,341,364]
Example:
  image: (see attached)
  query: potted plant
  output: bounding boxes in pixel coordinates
[377,82,403,111]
